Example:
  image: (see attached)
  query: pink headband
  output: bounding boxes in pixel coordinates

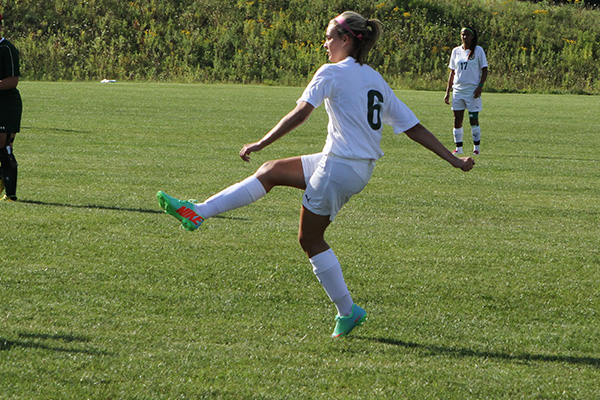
[335,15,363,41]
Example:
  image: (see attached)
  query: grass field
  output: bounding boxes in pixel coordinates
[1,81,599,399]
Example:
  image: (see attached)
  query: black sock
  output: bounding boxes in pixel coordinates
[0,147,18,198]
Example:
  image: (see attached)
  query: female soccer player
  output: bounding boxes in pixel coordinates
[0,14,22,201]
[444,26,488,155]
[158,12,475,338]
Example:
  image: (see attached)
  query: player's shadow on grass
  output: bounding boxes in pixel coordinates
[500,153,600,162]
[23,126,93,134]
[0,332,110,356]
[18,199,247,220]
[368,336,600,368]
[20,199,164,214]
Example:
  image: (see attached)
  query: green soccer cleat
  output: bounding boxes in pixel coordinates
[331,304,367,338]
[156,190,204,231]
[0,194,17,202]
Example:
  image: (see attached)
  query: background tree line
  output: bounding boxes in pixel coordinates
[2,0,599,93]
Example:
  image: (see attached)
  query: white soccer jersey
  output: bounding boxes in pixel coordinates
[298,57,419,160]
[448,45,488,96]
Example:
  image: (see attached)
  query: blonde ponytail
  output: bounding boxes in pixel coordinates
[332,11,383,65]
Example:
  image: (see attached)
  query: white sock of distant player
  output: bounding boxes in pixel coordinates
[192,175,266,219]
[471,125,481,152]
[453,127,464,150]
[310,248,354,317]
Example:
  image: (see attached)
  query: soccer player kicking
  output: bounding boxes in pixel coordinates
[158,12,475,338]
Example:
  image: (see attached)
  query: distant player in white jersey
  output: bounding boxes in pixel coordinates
[445,26,488,155]
[157,11,475,338]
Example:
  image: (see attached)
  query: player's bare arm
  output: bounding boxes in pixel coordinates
[404,123,475,171]
[240,101,314,162]
[473,67,488,98]
[444,70,455,104]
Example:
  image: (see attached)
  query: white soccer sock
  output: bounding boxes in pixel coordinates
[453,127,464,147]
[471,125,481,144]
[309,248,353,317]
[193,175,267,219]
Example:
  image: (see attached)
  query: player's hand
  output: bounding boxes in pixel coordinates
[239,142,263,162]
[456,156,475,171]
[473,87,483,98]
[444,93,450,105]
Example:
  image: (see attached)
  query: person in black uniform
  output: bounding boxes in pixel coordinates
[0,13,22,201]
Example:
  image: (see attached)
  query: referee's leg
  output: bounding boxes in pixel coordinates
[0,132,18,200]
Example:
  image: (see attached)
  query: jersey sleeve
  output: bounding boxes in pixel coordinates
[0,43,20,78]
[448,48,457,70]
[297,64,335,108]
[478,46,488,69]
[382,86,420,135]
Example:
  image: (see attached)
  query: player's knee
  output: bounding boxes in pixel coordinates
[255,159,286,186]
[298,231,316,253]
[0,146,18,168]
[256,159,276,175]
[0,145,17,168]
[0,146,9,165]
[298,234,329,258]
[468,112,479,126]
[298,230,309,251]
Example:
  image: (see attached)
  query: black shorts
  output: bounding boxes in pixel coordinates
[0,90,23,133]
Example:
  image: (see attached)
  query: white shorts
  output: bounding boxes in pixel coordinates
[451,93,482,112]
[301,153,375,221]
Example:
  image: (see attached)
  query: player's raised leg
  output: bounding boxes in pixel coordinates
[157,156,305,230]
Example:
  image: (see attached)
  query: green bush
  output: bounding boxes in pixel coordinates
[2,0,599,93]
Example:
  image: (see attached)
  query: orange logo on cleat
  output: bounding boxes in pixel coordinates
[176,206,204,225]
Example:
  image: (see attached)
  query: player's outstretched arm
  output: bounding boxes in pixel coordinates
[404,123,475,172]
[240,101,314,162]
